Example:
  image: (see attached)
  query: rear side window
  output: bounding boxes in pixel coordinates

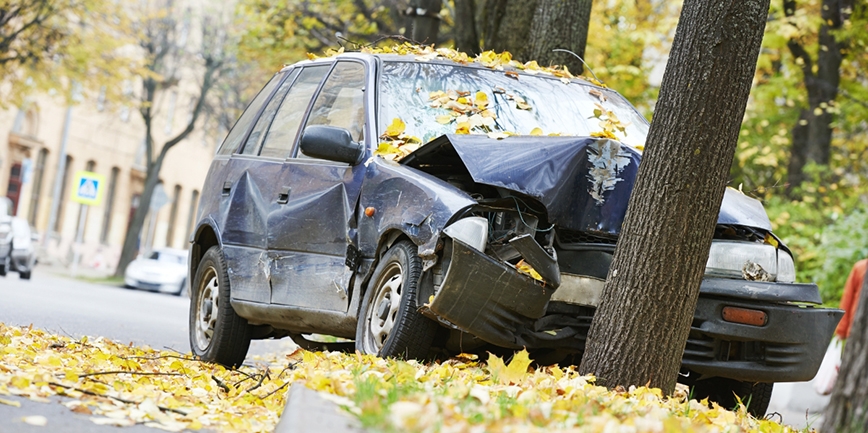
[260,65,330,159]
[215,73,283,156]
[241,69,300,156]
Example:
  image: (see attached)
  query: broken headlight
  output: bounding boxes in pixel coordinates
[443,217,488,252]
[776,250,796,283]
[705,240,779,281]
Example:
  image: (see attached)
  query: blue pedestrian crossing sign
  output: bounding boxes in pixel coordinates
[71,171,106,206]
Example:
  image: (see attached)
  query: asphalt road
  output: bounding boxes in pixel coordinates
[0,268,294,432]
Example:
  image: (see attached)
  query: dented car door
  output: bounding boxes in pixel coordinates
[268,61,368,311]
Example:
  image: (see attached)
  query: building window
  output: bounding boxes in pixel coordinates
[166,184,181,248]
[55,155,73,232]
[27,149,48,226]
[185,189,199,244]
[100,167,120,244]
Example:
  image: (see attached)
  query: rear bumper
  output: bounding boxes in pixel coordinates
[426,239,842,383]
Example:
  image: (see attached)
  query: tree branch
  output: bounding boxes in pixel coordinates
[783,0,815,79]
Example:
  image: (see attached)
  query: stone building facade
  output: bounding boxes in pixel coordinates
[0,91,219,273]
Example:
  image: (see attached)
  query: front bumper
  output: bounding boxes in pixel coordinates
[426,239,842,383]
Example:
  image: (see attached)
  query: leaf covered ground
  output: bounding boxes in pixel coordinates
[0,323,807,432]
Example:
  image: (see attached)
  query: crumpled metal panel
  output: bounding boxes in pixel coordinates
[417,134,640,234]
[717,188,772,231]
[411,134,773,234]
[357,158,476,258]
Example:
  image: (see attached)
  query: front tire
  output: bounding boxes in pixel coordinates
[356,240,438,359]
[19,270,30,280]
[189,246,251,367]
[693,377,774,417]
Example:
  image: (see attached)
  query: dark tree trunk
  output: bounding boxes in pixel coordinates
[525,0,593,73]
[453,0,480,56]
[784,0,851,192]
[823,270,868,432]
[578,0,770,393]
[404,0,442,44]
[480,0,535,54]
[480,0,592,73]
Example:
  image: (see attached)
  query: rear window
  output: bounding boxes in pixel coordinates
[215,73,284,156]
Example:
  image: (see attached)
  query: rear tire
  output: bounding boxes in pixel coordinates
[0,256,7,277]
[189,246,251,367]
[692,377,774,417]
[19,271,30,280]
[356,240,438,359]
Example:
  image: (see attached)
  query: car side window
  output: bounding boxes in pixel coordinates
[240,69,300,156]
[215,73,283,156]
[259,65,330,159]
[297,62,366,160]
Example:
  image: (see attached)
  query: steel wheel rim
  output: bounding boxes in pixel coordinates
[364,261,404,353]
[194,268,220,351]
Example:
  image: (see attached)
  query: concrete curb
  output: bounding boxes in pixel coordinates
[274,383,365,433]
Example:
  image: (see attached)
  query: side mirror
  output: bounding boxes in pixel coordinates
[299,126,365,165]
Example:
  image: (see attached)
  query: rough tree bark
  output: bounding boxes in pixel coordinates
[404,0,442,44]
[578,0,770,393]
[823,270,868,432]
[525,0,593,73]
[480,0,535,54]
[785,0,852,192]
[452,0,480,56]
[480,0,592,73]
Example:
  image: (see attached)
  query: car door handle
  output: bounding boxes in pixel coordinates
[222,181,232,196]
[277,187,291,204]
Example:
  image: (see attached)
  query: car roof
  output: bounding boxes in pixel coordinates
[280,51,608,90]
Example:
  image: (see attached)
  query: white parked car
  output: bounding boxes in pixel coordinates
[124,248,188,296]
[7,217,37,280]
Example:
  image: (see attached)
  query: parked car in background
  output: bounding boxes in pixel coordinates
[186,48,842,417]
[6,217,36,280]
[0,197,13,275]
[124,248,188,296]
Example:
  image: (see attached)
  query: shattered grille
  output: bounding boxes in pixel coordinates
[555,229,618,246]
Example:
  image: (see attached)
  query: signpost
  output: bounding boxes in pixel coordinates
[70,171,105,276]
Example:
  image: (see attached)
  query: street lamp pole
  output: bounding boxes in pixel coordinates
[42,105,72,250]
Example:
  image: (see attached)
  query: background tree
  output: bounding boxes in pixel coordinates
[481,0,593,73]
[0,0,134,106]
[404,0,442,43]
[823,273,868,432]
[236,0,404,71]
[783,0,853,192]
[113,3,236,277]
[578,0,770,393]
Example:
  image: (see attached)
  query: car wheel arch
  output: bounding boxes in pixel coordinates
[356,230,415,315]
[191,222,221,285]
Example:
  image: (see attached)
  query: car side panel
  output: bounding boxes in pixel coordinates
[218,157,285,303]
[357,159,477,260]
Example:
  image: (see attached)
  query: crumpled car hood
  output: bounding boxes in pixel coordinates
[403,134,771,234]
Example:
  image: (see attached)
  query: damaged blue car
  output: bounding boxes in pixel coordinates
[188,51,842,416]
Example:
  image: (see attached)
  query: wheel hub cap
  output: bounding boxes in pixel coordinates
[194,271,219,351]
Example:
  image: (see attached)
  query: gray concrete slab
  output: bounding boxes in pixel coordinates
[275,383,364,433]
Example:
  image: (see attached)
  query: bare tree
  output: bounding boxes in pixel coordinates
[113,4,233,277]
[578,0,770,394]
